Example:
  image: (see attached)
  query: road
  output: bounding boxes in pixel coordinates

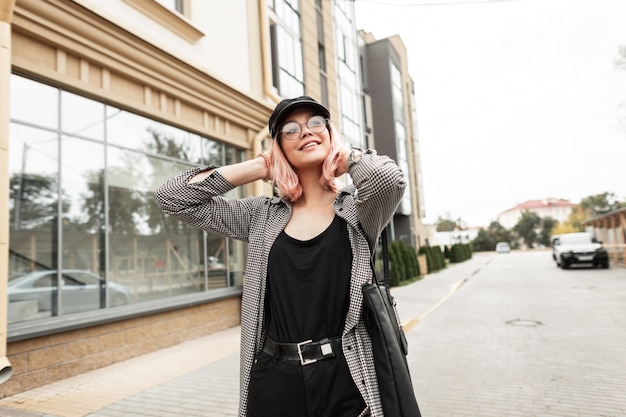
[403,250,626,417]
[1,250,624,417]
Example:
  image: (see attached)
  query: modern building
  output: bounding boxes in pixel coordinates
[497,198,575,229]
[0,0,425,396]
[432,228,480,248]
[358,31,427,249]
[0,0,347,396]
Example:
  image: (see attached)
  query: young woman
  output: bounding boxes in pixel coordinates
[155,96,406,417]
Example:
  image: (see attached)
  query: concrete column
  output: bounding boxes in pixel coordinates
[0,0,16,384]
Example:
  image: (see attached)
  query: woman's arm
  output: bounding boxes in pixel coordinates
[154,155,271,242]
[188,155,270,186]
[347,148,407,249]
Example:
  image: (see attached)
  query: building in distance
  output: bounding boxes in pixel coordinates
[498,198,575,229]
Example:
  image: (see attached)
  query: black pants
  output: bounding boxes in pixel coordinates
[247,348,365,417]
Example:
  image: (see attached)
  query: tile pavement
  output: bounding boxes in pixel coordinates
[0,254,490,417]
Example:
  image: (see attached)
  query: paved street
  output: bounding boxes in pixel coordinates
[401,250,626,417]
[1,250,624,417]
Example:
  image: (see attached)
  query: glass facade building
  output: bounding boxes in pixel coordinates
[0,0,424,397]
[333,1,363,148]
[8,74,246,325]
[268,0,305,98]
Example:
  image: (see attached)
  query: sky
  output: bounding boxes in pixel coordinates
[353,0,626,228]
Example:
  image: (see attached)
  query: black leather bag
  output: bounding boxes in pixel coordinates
[362,228,421,417]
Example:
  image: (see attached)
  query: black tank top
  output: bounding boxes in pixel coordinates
[266,215,352,343]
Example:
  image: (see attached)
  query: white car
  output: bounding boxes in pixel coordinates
[495,242,511,253]
[552,233,609,269]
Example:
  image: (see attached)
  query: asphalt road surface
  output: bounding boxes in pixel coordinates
[405,250,626,417]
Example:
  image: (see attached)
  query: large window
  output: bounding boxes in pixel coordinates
[8,75,245,325]
[268,0,304,98]
[333,2,362,147]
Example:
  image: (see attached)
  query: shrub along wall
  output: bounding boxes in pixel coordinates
[374,240,421,287]
[449,243,473,263]
[374,241,474,287]
[419,245,446,273]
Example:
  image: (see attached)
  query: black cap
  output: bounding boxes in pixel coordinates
[268,96,330,139]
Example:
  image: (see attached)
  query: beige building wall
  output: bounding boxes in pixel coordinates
[0,0,269,396]
[11,0,271,146]
[0,0,345,396]
[72,0,265,98]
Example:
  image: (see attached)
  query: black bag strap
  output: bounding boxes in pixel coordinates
[381,226,390,287]
[370,226,390,288]
[369,226,410,356]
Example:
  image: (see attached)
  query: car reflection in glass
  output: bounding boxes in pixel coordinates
[8,270,132,323]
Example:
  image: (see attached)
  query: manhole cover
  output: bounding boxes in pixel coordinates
[505,319,543,327]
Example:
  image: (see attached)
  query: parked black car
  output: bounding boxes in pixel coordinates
[552,232,610,269]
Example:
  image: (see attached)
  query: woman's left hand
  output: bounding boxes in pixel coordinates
[334,146,351,177]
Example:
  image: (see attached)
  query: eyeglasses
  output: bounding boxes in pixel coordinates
[280,115,328,140]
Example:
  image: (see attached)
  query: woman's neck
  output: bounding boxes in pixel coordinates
[294,168,335,207]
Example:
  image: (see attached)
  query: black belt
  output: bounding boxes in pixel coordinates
[262,336,342,365]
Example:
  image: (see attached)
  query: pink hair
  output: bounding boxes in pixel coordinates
[269,121,343,202]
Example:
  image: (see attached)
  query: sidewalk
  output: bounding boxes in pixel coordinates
[0,253,493,417]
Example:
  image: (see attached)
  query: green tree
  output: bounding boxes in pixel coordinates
[471,228,494,252]
[471,221,514,252]
[553,205,585,234]
[435,214,465,232]
[579,192,626,217]
[553,193,625,235]
[513,210,541,248]
[538,217,558,247]
[489,221,514,246]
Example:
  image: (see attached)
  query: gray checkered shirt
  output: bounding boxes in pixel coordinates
[155,149,406,417]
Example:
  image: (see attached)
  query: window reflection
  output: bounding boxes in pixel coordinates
[203,138,225,166]
[10,76,58,129]
[8,74,246,325]
[8,124,59,258]
[8,123,59,322]
[61,136,107,312]
[61,91,105,140]
[107,107,203,165]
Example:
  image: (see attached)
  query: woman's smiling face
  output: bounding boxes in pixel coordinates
[278,108,331,169]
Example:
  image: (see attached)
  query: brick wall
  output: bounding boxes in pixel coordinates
[1,297,241,397]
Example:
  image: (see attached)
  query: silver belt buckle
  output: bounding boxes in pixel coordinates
[297,339,316,365]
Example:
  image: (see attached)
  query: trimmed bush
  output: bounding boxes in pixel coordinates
[388,241,405,286]
[449,243,473,263]
[379,240,421,286]
[419,245,446,273]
